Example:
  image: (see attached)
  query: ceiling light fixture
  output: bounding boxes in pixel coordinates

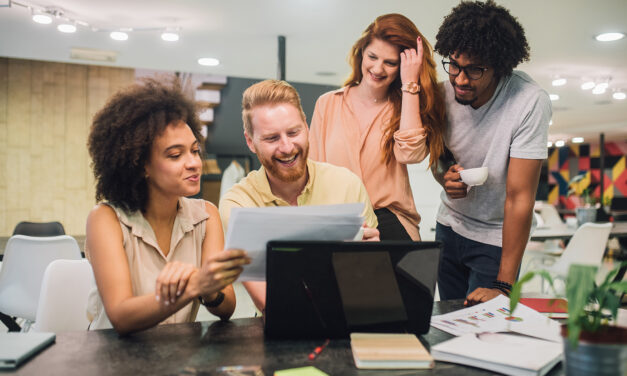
[110,31,128,41]
[198,57,220,66]
[595,32,625,42]
[547,141,553,148]
[552,78,567,86]
[592,86,607,95]
[555,140,565,147]
[549,94,559,101]
[549,120,553,126]
[572,137,584,144]
[57,23,76,33]
[161,27,180,42]
[31,9,52,24]
[613,91,626,100]
[581,81,595,90]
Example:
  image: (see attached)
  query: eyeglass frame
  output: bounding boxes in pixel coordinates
[441,59,489,80]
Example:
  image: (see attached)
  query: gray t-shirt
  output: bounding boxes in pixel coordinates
[436,71,551,247]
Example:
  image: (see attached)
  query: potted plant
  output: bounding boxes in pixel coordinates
[567,174,597,225]
[510,262,627,376]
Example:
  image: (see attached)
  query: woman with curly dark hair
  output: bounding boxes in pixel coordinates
[431,1,551,305]
[309,13,446,241]
[86,78,250,334]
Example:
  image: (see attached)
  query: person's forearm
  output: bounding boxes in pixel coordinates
[398,91,422,132]
[201,285,236,320]
[498,194,535,284]
[106,291,196,335]
[431,163,446,187]
[243,281,266,312]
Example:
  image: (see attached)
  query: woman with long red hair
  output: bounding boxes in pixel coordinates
[309,13,446,240]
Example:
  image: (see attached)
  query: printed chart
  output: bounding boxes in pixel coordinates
[430,295,561,342]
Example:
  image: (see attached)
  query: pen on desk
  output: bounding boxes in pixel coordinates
[308,338,330,361]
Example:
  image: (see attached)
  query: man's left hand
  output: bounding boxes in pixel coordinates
[464,287,505,306]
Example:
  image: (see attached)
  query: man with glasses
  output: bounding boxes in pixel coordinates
[431,0,551,305]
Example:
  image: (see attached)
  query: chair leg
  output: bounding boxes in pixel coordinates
[0,312,21,332]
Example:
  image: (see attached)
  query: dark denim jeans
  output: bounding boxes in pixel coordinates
[435,223,502,300]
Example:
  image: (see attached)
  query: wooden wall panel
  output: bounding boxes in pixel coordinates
[0,58,134,236]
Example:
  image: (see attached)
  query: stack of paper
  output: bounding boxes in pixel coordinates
[430,295,563,376]
[350,333,434,369]
[224,203,364,281]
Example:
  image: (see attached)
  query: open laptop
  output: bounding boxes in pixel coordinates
[265,241,441,339]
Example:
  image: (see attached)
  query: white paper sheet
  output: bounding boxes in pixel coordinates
[430,295,562,343]
[224,203,365,281]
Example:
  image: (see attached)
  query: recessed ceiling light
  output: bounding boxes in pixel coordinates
[547,141,553,147]
[613,92,626,100]
[581,81,595,90]
[32,11,52,24]
[592,86,606,95]
[198,57,220,66]
[549,120,553,125]
[595,32,625,42]
[161,28,180,42]
[552,78,567,86]
[549,94,559,101]
[110,31,128,41]
[57,23,77,33]
[572,137,584,143]
[555,140,565,147]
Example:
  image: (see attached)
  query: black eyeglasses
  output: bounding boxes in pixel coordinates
[442,59,489,80]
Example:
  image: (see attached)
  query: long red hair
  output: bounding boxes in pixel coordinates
[345,13,446,167]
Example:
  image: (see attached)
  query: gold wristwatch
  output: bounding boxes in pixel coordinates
[401,82,420,94]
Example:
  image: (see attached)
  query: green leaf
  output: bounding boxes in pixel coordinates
[510,271,536,313]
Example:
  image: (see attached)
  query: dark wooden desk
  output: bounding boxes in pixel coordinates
[10,300,563,375]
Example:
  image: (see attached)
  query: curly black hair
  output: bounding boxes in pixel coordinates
[434,0,530,78]
[88,77,202,213]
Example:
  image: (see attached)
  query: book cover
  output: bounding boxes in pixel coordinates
[431,332,562,376]
[350,332,434,369]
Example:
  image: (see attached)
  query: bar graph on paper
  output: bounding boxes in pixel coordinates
[430,295,561,341]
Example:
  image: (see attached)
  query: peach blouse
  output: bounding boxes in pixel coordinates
[309,87,428,240]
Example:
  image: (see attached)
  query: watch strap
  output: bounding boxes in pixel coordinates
[199,291,225,307]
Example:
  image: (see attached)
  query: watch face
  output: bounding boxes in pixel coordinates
[403,82,419,93]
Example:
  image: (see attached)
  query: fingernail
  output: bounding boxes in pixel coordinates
[171,298,175,304]
[164,300,169,306]
[155,295,160,302]
[177,291,181,296]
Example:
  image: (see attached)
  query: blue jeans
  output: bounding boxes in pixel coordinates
[435,223,502,300]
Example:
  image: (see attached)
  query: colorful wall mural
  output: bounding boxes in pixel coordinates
[547,141,627,207]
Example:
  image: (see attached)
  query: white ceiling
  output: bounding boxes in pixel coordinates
[1,0,626,143]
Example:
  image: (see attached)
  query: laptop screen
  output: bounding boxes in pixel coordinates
[265,241,441,339]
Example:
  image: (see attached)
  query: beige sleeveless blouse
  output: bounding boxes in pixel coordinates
[86,197,209,330]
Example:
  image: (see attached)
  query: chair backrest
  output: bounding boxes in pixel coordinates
[552,222,612,276]
[12,221,66,237]
[0,235,82,321]
[539,204,564,227]
[32,259,94,333]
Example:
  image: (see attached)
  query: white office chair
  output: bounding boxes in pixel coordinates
[539,204,565,227]
[0,235,82,331]
[524,222,612,293]
[32,259,94,333]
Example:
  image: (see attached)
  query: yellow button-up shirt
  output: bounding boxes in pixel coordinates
[219,159,377,233]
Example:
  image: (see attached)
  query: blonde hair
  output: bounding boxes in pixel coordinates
[241,80,306,136]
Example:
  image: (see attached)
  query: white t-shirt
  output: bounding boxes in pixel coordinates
[436,71,552,247]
